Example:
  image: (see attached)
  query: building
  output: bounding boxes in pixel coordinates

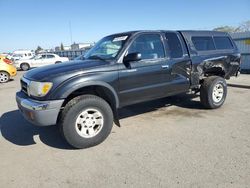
[54,43,93,60]
[55,46,61,52]
[55,45,71,52]
[71,43,93,50]
[231,32,250,72]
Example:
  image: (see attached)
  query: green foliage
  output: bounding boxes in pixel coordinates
[213,26,237,33]
[60,43,64,51]
[35,46,43,54]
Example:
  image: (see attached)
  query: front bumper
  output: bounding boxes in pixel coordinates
[16,91,64,126]
[9,67,17,77]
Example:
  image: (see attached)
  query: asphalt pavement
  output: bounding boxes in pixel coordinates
[0,72,250,188]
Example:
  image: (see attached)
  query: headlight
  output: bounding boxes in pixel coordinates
[28,81,53,97]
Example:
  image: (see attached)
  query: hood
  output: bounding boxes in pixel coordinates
[24,60,111,81]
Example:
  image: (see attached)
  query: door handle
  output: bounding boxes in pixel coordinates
[161,65,169,69]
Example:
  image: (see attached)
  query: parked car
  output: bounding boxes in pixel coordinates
[14,53,69,71]
[0,55,13,64]
[9,50,34,61]
[16,30,240,148]
[0,61,17,83]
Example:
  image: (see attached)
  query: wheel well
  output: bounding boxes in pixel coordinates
[0,70,10,76]
[20,62,30,67]
[0,70,9,74]
[61,85,118,114]
[203,67,225,78]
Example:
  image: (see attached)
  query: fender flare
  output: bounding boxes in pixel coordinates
[52,80,120,108]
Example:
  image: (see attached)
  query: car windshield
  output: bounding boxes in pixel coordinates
[13,54,22,57]
[30,55,39,59]
[84,34,130,61]
[31,55,42,59]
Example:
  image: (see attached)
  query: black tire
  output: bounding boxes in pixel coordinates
[20,63,30,71]
[0,71,10,83]
[200,76,227,109]
[59,95,114,149]
[55,61,62,64]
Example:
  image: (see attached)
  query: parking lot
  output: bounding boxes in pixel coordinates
[0,71,250,187]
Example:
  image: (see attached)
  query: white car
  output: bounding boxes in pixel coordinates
[14,53,69,71]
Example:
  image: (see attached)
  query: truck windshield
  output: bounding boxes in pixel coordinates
[84,34,130,61]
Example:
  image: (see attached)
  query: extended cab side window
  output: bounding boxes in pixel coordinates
[192,36,215,51]
[128,34,165,60]
[165,32,183,58]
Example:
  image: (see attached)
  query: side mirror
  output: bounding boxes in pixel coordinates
[123,52,141,64]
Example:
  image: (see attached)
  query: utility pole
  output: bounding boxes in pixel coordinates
[69,21,73,45]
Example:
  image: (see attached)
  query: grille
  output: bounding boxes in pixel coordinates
[21,79,28,95]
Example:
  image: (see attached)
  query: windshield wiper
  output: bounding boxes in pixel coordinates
[88,55,107,61]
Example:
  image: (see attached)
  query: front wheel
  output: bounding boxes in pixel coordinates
[200,76,227,109]
[0,71,10,83]
[20,63,30,71]
[59,95,114,149]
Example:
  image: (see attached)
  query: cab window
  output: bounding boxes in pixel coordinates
[165,32,183,58]
[128,34,165,60]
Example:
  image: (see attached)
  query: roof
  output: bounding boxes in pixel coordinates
[107,30,229,37]
[179,30,229,37]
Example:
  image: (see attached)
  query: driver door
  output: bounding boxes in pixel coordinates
[31,55,46,67]
[118,33,171,106]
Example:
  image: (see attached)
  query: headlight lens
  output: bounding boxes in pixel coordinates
[28,81,53,97]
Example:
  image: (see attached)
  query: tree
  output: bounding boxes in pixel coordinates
[60,43,64,51]
[35,46,43,54]
[213,20,250,33]
[237,20,250,32]
[213,26,237,33]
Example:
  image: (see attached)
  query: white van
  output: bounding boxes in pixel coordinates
[9,50,35,61]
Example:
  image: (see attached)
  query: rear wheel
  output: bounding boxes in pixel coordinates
[20,63,30,71]
[0,71,10,83]
[59,95,114,149]
[55,61,62,64]
[200,76,227,109]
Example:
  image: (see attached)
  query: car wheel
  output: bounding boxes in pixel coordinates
[200,76,227,109]
[59,94,114,149]
[55,61,62,64]
[20,63,30,71]
[0,71,10,83]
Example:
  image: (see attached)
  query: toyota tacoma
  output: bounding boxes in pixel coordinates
[16,30,241,148]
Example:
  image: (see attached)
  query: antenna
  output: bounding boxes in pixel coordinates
[69,21,73,45]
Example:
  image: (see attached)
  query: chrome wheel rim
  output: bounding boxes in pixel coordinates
[212,83,224,103]
[0,72,8,83]
[75,108,104,138]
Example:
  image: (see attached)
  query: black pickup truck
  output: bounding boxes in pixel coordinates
[16,30,241,148]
